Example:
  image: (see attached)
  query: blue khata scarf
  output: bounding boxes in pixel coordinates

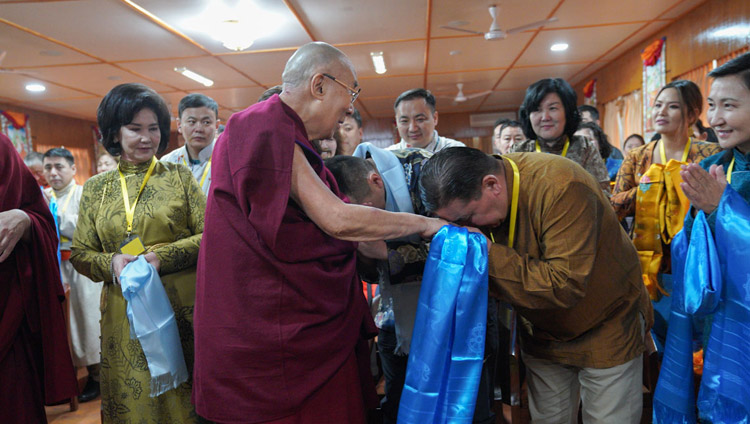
[119,256,188,397]
[654,186,750,424]
[398,225,488,423]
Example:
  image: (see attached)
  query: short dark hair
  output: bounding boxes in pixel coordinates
[97,83,171,156]
[419,147,502,213]
[708,51,750,91]
[258,85,283,103]
[43,147,75,166]
[577,121,611,159]
[493,118,510,130]
[655,80,703,128]
[519,78,580,141]
[623,133,645,147]
[324,155,377,202]
[23,151,44,166]
[500,120,523,134]
[178,93,218,119]
[347,108,362,128]
[394,88,436,113]
[577,104,599,121]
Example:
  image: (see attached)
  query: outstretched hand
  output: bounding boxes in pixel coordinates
[680,163,726,215]
[421,217,449,239]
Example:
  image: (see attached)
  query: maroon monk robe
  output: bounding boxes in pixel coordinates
[193,94,378,423]
[0,134,78,423]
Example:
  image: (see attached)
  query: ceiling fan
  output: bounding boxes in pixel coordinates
[441,4,558,41]
[442,83,492,103]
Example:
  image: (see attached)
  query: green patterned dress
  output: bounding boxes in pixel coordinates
[70,158,205,423]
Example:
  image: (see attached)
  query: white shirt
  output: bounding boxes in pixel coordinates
[160,140,215,194]
[386,130,465,153]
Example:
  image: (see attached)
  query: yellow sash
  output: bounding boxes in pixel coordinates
[634,141,692,300]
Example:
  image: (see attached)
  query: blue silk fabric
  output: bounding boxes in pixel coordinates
[397,225,488,424]
[606,157,623,180]
[697,186,750,423]
[119,256,188,397]
[654,186,750,423]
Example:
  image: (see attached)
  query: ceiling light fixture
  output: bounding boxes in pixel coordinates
[183,1,284,52]
[710,24,750,39]
[174,67,214,87]
[25,83,46,92]
[550,43,569,52]
[370,52,387,74]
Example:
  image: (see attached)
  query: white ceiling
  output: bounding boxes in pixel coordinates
[0,0,707,123]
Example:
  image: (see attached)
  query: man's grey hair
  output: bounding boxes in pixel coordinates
[23,151,44,166]
[281,42,353,88]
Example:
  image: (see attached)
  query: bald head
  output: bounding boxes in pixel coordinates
[278,42,359,141]
[282,42,354,89]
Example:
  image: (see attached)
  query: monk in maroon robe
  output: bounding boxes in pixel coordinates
[193,42,445,424]
[0,133,78,423]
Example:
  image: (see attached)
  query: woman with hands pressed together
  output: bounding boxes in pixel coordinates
[70,83,204,423]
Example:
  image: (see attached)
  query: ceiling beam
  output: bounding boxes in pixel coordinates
[281,0,317,41]
[118,0,267,89]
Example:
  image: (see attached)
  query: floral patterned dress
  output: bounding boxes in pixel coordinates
[70,159,205,423]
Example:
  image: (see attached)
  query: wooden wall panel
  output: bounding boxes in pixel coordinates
[1,101,98,182]
[575,0,750,110]
[1,101,181,182]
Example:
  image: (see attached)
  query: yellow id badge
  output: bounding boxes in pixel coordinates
[120,235,146,256]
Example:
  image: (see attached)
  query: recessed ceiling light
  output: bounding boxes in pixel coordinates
[550,43,569,52]
[370,52,387,75]
[174,67,214,87]
[25,83,46,92]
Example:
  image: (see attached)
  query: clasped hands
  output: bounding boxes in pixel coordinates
[111,251,161,283]
[680,163,727,215]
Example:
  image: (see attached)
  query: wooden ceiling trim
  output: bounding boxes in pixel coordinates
[119,0,268,90]
[281,0,317,42]
[120,0,209,52]
[422,0,434,88]
[356,100,372,120]
[8,62,102,70]
[475,0,568,111]
[359,72,423,80]
[0,17,103,63]
[539,20,673,31]
[569,0,698,85]
[0,17,188,97]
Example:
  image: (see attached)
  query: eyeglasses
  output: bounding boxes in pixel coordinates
[322,73,361,105]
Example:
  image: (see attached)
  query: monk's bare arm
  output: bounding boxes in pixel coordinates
[290,145,445,241]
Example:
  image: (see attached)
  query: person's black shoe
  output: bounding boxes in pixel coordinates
[78,378,100,402]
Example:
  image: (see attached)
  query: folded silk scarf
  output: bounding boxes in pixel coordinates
[653,210,720,424]
[654,185,750,424]
[398,225,488,424]
[698,186,750,423]
[119,256,188,397]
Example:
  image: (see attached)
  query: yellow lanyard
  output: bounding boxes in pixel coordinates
[727,157,735,184]
[490,158,520,248]
[659,137,691,164]
[183,156,212,188]
[119,158,157,234]
[535,137,569,158]
[51,187,75,216]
